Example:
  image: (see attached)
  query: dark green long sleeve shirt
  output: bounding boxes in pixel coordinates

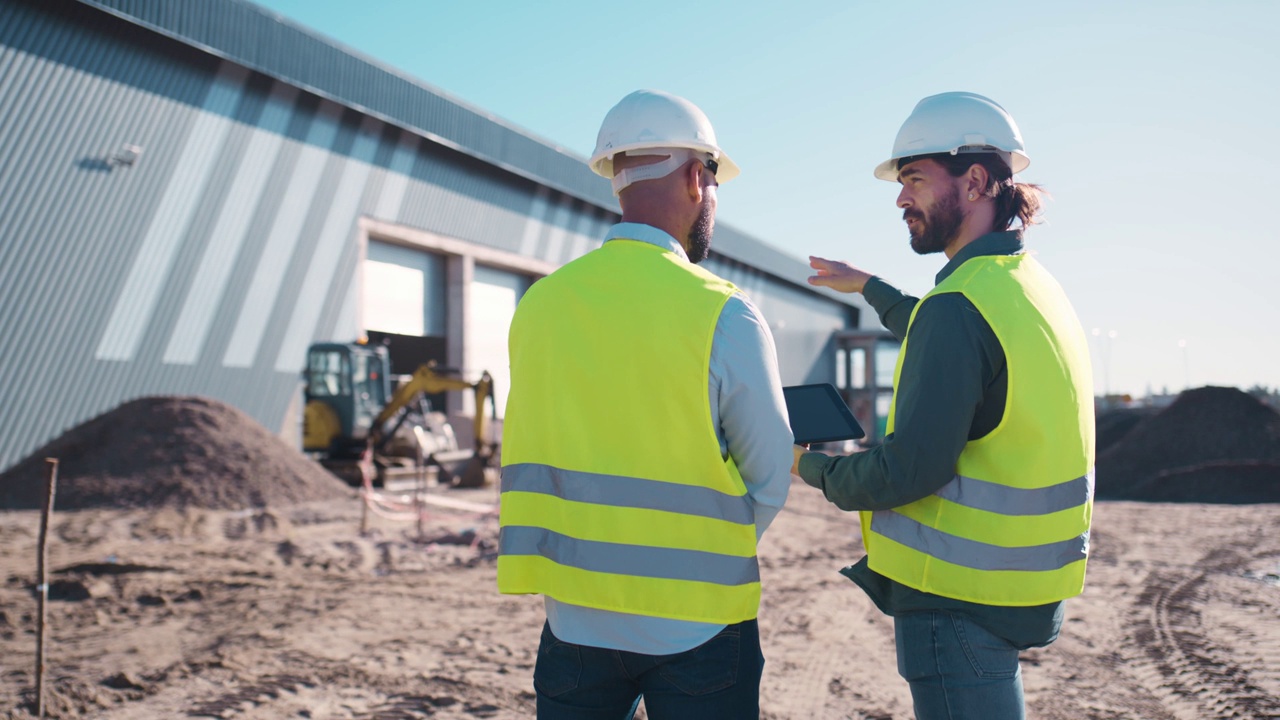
[797,231,1063,649]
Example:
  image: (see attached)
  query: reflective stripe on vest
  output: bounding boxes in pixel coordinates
[933,471,1093,516]
[499,526,761,585]
[865,252,1094,606]
[869,511,1088,572]
[502,463,756,525]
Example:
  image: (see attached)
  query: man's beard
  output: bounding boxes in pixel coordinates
[906,186,963,255]
[686,197,714,264]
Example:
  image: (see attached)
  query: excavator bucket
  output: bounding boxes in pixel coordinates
[454,456,491,488]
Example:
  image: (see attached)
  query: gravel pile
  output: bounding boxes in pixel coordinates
[0,396,352,510]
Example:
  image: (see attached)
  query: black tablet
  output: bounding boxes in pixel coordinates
[783,383,866,445]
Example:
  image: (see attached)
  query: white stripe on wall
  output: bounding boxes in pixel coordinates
[565,205,598,262]
[221,104,341,368]
[273,118,380,372]
[95,64,246,361]
[593,213,612,248]
[162,84,299,365]
[371,134,416,222]
[331,267,362,344]
[542,194,572,264]
[517,184,551,256]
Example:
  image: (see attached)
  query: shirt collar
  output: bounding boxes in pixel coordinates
[936,230,1025,284]
[604,222,688,262]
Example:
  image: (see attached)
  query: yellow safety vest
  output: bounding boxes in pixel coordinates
[864,253,1095,606]
[498,239,761,624]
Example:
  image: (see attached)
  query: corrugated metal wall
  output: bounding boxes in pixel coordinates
[0,0,861,473]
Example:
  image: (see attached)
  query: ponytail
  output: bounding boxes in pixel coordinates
[992,180,1045,231]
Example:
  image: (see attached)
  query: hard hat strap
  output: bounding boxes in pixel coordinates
[611,148,709,195]
[951,146,1014,172]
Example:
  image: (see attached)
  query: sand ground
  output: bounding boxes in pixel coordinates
[2,479,1278,719]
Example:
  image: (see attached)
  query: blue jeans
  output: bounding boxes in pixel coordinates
[533,619,763,719]
[895,611,1025,720]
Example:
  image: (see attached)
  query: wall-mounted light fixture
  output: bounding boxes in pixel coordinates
[108,144,143,167]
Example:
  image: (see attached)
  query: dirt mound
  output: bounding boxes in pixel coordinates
[1096,386,1280,503]
[1095,405,1160,455]
[1125,462,1280,503]
[0,396,353,511]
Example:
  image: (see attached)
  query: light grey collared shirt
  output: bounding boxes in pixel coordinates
[544,222,794,655]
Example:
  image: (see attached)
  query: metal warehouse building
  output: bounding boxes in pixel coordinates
[0,0,880,473]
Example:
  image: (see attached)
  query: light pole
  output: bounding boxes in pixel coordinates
[1106,330,1117,397]
[1178,339,1189,391]
[1091,328,1117,398]
[1091,328,1102,397]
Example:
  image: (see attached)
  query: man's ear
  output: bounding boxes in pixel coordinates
[966,164,990,199]
[686,160,704,202]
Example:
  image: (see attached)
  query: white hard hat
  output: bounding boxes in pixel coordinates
[874,92,1030,182]
[590,89,739,195]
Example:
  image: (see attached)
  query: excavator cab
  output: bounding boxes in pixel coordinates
[303,342,392,458]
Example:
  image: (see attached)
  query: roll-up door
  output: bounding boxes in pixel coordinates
[468,264,529,419]
[363,241,446,373]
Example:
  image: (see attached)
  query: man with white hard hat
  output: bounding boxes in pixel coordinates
[793,92,1095,719]
[499,89,792,718]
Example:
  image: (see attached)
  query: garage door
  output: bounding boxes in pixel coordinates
[468,264,529,418]
[363,241,445,338]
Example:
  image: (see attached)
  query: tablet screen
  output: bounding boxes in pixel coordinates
[783,384,866,445]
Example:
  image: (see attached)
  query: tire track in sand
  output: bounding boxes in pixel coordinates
[1127,540,1280,720]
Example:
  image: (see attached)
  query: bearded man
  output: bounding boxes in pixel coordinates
[500,89,793,719]
[794,92,1095,720]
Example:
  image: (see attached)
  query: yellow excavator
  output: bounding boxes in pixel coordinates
[302,341,499,488]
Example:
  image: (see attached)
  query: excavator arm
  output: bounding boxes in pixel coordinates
[371,364,475,435]
[369,364,499,487]
[471,371,497,461]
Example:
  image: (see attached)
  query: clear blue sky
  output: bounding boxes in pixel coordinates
[252,0,1279,398]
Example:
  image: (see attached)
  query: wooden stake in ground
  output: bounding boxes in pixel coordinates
[414,463,426,542]
[359,486,369,535]
[35,457,58,718]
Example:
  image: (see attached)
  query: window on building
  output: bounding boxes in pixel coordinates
[850,347,867,389]
[875,341,899,388]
